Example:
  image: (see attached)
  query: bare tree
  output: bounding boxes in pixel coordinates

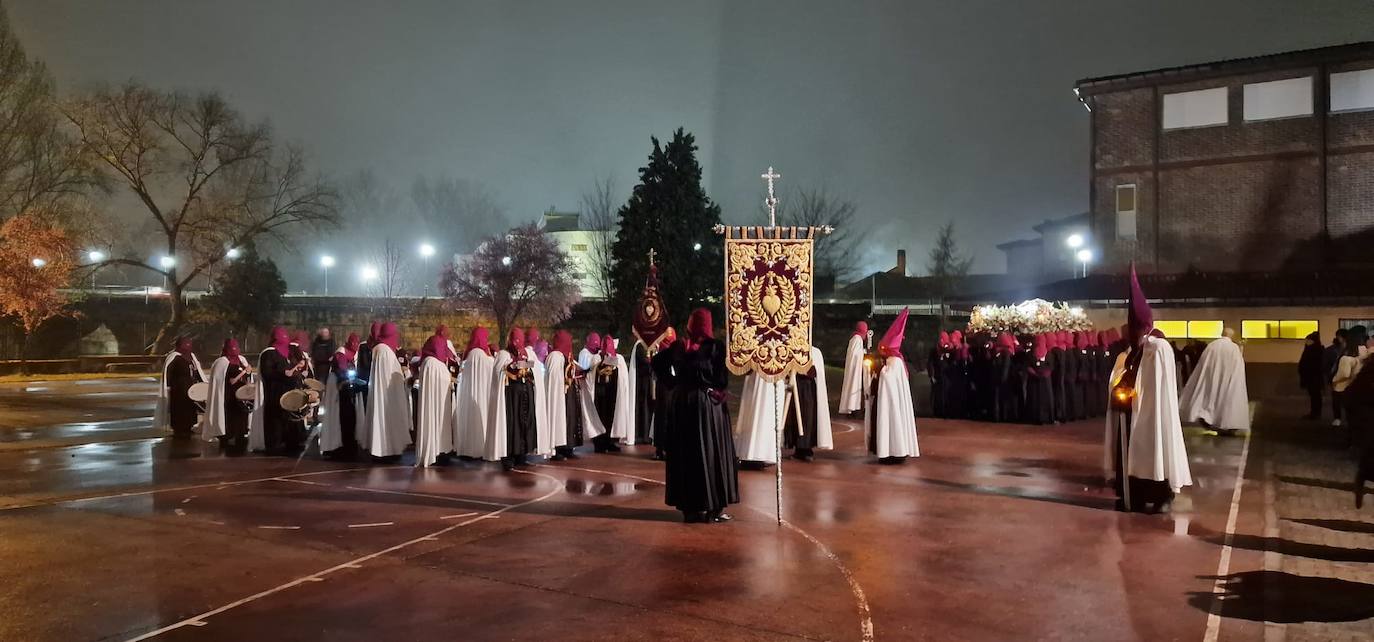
[0,5,96,221]
[774,186,867,285]
[927,220,974,328]
[579,176,617,302]
[62,83,338,352]
[363,237,412,300]
[440,224,580,340]
[411,175,507,254]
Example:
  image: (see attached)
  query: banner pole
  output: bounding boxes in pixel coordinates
[775,378,783,525]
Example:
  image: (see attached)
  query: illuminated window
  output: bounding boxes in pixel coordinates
[1242,320,1278,339]
[1244,77,1313,122]
[1331,68,1374,113]
[1188,320,1224,339]
[1116,184,1137,240]
[1163,87,1228,129]
[1279,320,1318,339]
[570,243,588,252]
[1155,320,1188,338]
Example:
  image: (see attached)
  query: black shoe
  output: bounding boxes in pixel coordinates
[683,511,706,523]
[566,451,581,459]
[550,453,566,461]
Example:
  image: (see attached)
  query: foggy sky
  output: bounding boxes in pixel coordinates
[10,0,1374,286]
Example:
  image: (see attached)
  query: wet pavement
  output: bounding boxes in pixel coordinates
[0,379,1362,641]
[0,378,162,450]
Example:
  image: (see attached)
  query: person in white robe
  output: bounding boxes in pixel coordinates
[837,321,870,414]
[546,330,605,460]
[867,309,920,463]
[486,328,545,469]
[783,346,835,462]
[365,322,412,460]
[524,327,553,456]
[203,339,252,450]
[1104,266,1192,513]
[320,333,364,459]
[1178,328,1250,435]
[414,333,456,467]
[454,327,496,459]
[735,372,785,467]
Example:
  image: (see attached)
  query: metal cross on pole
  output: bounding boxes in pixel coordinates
[762,166,782,227]
[647,247,656,267]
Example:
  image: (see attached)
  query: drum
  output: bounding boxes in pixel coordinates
[187,382,210,403]
[305,390,321,405]
[235,385,258,402]
[302,378,325,393]
[280,389,310,413]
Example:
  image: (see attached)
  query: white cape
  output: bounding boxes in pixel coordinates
[525,346,553,454]
[153,351,206,430]
[454,348,495,458]
[577,352,607,438]
[1178,337,1250,431]
[485,350,547,461]
[247,349,270,452]
[414,357,454,467]
[865,356,920,459]
[837,335,867,414]
[808,347,836,450]
[202,355,249,442]
[545,351,570,449]
[602,353,635,443]
[365,343,412,457]
[1104,336,1193,491]
[735,373,784,463]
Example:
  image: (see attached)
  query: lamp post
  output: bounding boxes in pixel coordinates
[419,242,436,295]
[87,250,105,288]
[360,265,379,295]
[320,255,335,295]
[501,255,512,267]
[692,242,702,251]
[1075,248,1093,278]
[30,257,46,268]
[159,255,175,289]
[225,247,241,260]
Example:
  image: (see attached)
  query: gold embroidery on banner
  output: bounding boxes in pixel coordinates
[723,235,815,381]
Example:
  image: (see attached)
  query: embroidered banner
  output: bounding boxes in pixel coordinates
[722,226,816,381]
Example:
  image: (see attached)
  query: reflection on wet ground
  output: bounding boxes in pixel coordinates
[0,393,1267,642]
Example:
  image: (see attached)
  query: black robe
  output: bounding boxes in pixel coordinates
[503,357,538,456]
[927,349,946,418]
[165,354,203,436]
[329,357,361,457]
[991,351,1017,423]
[633,347,654,444]
[663,340,739,514]
[221,360,250,442]
[651,348,677,448]
[1024,357,1055,426]
[783,367,821,450]
[594,358,619,431]
[259,348,303,453]
[945,356,969,418]
[1049,347,1067,423]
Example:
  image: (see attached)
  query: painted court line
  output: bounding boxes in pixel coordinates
[123,470,563,642]
[1203,426,1254,642]
[440,512,480,520]
[1,466,379,511]
[539,463,875,642]
[347,522,394,528]
[343,485,513,507]
[257,525,301,530]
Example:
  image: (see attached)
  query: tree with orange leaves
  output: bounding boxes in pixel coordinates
[0,212,77,369]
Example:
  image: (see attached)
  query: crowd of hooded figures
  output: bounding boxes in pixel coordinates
[153,308,924,524]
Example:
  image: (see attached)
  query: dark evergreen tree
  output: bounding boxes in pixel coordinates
[610,128,723,328]
[199,244,286,339]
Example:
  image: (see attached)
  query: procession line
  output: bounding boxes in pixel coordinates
[538,462,875,642]
[0,466,383,511]
[1203,425,1254,642]
[123,470,563,642]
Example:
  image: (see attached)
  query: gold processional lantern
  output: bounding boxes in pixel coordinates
[715,167,832,524]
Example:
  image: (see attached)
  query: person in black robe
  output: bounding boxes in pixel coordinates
[969,335,994,421]
[946,330,970,418]
[259,326,307,455]
[664,308,739,524]
[632,342,655,447]
[551,331,585,461]
[783,361,822,461]
[592,337,622,453]
[1024,334,1056,425]
[356,322,378,405]
[165,336,204,438]
[650,335,678,460]
[500,328,538,470]
[219,339,251,453]
[1048,331,1068,423]
[991,332,1018,423]
[1297,331,1326,420]
[927,332,952,419]
[1346,357,1374,508]
[310,327,336,383]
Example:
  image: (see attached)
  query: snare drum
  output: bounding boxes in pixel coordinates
[302,378,325,393]
[280,389,310,413]
[187,382,210,403]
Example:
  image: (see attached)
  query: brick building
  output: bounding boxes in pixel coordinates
[1075,42,1374,273]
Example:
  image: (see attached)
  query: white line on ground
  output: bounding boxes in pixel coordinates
[346,522,394,528]
[536,463,875,642]
[0,466,382,511]
[272,478,327,486]
[123,470,563,642]
[1203,426,1254,642]
[256,525,301,530]
[173,509,186,517]
[342,485,512,507]
[440,512,480,520]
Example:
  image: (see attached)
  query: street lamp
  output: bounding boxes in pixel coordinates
[31,257,46,268]
[319,255,335,295]
[418,242,436,295]
[692,242,702,251]
[501,256,512,266]
[225,247,242,260]
[360,265,380,284]
[87,250,105,263]
[158,255,176,289]
[1075,248,1093,278]
[1066,233,1084,249]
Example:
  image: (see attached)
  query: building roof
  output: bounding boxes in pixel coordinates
[836,272,1024,303]
[1075,41,1374,95]
[995,238,1041,251]
[1030,212,1088,235]
[540,211,582,233]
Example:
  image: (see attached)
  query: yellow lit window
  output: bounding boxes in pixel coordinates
[570,243,588,252]
[1242,320,1278,339]
[1188,320,1224,339]
[1279,320,1318,339]
[1155,320,1188,338]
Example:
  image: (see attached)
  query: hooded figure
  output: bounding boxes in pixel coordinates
[1024,334,1056,425]
[782,345,835,462]
[252,327,306,454]
[927,331,953,418]
[455,327,497,459]
[663,308,740,523]
[1298,331,1326,420]
[521,328,553,454]
[592,335,634,451]
[486,328,547,468]
[838,321,871,415]
[203,339,250,449]
[321,332,363,458]
[154,336,206,433]
[991,332,1019,422]
[162,337,205,437]
[1104,265,1192,513]
[414,333,456,467]
[866,308,920,462]
[945,330,970,418]
[364,322,412,459]
[1179,328,1250,435]
[546,329,604,460]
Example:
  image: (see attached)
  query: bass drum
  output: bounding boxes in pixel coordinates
[280,389,310,413]
[187,382,210,403]
[301,378,325,393]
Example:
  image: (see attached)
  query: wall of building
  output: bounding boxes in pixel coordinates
[1084,304,1374,363]
[547,229,604,299]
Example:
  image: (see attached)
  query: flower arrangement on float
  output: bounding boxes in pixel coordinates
[966,299,1093,335]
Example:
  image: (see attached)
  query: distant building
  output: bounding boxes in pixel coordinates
[995,212,1090,283]
[1075,41,1374,274]
[538,209,603,300]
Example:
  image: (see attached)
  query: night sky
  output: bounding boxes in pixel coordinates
[10,0,1374,287]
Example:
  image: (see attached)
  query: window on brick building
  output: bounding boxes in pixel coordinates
[1115,184,1137,240]
[1331,68,1374,113]
[1243,77,1313,122]
[570,243,588,252]
[1243,320,1319,339]
[1162,87,1228,129]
